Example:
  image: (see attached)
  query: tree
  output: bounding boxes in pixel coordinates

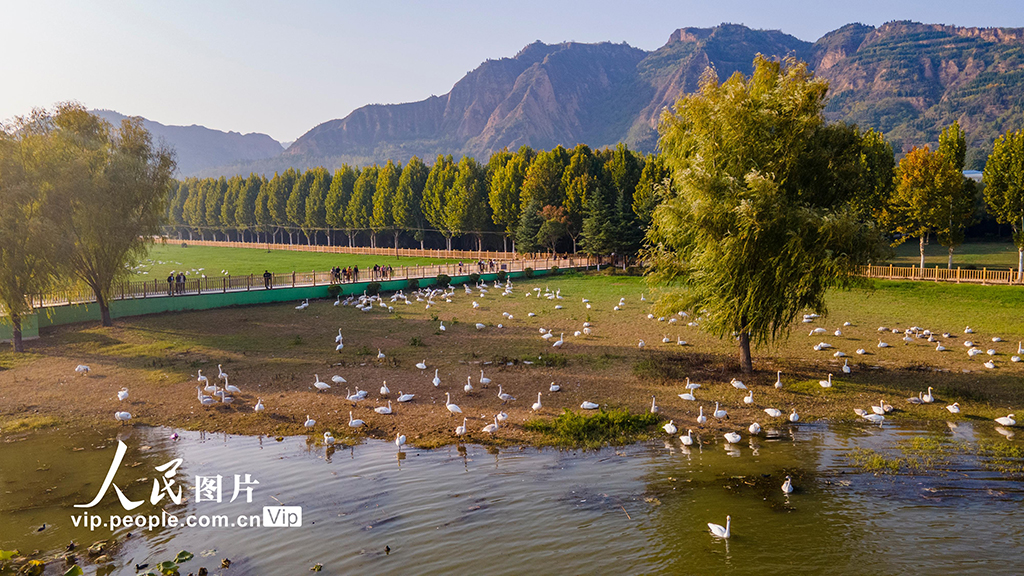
[561,145,599,253]
[447,157,489,251]
[648,57,888,373]
[536,205,568,254]
[234,174,263,242]
[372,160,401,249]
[205,177,226,240]
[169,180,189,236]
[581,185,616,256]
[516,197,544,254]
[935,122,976,268]
[880,145,963,271]
[633,154,670,229]
[326,165,357,246]
[0,110,63,351]
[984,128,1024,280]
[347,165,377,247]
[221,176,243,240]
[303,167,331,245]
[271,168,298,243]
[521,149,566,208]
[52,104,175,326]
[254,175,273,242]
[422,155,457,251]
[182,177,206,239]
[603,143,643,256]
[287,169,313,244]
[489,148,531,252]
[393,156,428,249]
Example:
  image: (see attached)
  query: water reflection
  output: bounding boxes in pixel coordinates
[0,421,1022,575]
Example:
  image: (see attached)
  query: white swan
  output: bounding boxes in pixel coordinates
[946,402,960,414]
[730,378,747,390]
[743,390,754,404]
[749,422,761,434]
[197,370,208,385]
[581,401,599,410]
[323,432,335,445]
[464,376,474,393]
[871,399,886,415]
[479,370,491,385]
[819,373,833,388]
[681,429,694,446]
[313,374,330,392]
[254,398,264,412]
[375,400,393,415]
[75,364,91,375]
[552,333,564,347]
[922,386,934,404]
[663,420,677,435]
[304,415,316,428]
[455,417,467,436]
[697,406,707,424]
[497,385,514,404]
[224,376,241,394]
[995,414,1016,426]
[377,349,386,360]
[446,392,462,415]
[416,360,427,370]
[842,359,851,374]
[549,382,560,392]
[679,389,696,401]
[475,323,486,330]
[532,392,543,411]
[708,516,731,539]
[650,396,659,413]
[775,371,783,389]
[217,364,228,381]
[395,433,406,449]
[496,411,508,422]
[336,329,344,343]
[713,402,727,419]
[439,320,446,331]
[380,381,390,396]
[724,432,741,444]
[117,387,129,402]
[907,392,923,405]
[764,408,782,418]
[433,369,441,387]
[878,340,890,348]
[482,416,499,434]
[397,392,415,402]
[114,411,132,424]
[348,411,364,428]
[685,377,700,390]
[782,476,793,494]
[789,409,800,422]
[332,375,347,384]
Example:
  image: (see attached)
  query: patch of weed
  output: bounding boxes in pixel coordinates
[524,408,659,448]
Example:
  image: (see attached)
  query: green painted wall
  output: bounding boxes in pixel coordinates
[1,268,557,339]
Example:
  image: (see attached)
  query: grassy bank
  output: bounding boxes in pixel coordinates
[888,241,1021,270]
[1,272,1023,448]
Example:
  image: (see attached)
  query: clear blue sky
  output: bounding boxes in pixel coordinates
[2,0,1022,143]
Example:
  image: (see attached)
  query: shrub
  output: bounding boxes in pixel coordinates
[468,272,481,284]
[436,273,451,286]
[524,267,534,278]
[407,278,420,290]
[524,408,660,448]
[365,282,381,296]
[549,266,560,276]
[410,337,424,347]
[326,284,342,297]
[496,270,508,281]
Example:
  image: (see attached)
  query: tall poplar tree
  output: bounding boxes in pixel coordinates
[393,156,429,249]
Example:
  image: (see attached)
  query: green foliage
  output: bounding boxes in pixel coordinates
[409,336,424,347]
[407,278,419,289]
[326,284,342,297]
[549,266,560,276]
[435,273,451,286]
[648,56,889,371]
[393,156,428,245]
[496,270,507,281]
[346,166,377,245]
[984,129,1024,251]
[515,197,543,254]
[365,281,381,296]
[468,273,481,284]
[523,408,659,448]
[524,267,534,278]
[372,159,401,237]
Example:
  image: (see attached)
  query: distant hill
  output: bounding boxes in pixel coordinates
[202,21,1024,175]
[91,109,284,177]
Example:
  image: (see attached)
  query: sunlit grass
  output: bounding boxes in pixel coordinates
[524,408,660,448]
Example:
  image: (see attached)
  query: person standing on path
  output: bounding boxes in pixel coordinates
[263,270,272,289]
[167,273,174,296]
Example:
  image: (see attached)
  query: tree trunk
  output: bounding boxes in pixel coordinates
[738,331,752,373]
[419,238,424,250]
[11,313,24,353]
[98,295,112,327]
[394,231,401,255]
[919,236,926,274]
[948,245,954,269]
[1019,247,1023,283]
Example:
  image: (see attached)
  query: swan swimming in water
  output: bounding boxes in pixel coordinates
[708,516,731,539]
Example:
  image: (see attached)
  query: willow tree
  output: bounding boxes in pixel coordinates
[984,129,1024,281]
[52,104,175,327]
[646,57,889,373]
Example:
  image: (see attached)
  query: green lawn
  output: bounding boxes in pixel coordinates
[132,243,464,279]
[888,241,1021,270]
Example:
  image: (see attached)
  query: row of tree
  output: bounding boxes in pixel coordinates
[165,144,669,256]
[0,103,174,350]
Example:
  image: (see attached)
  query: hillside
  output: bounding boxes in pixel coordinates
[91,110,284,177]
[198,21,1024,175]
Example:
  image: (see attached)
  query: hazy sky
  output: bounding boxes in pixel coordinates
[3,0,1023,142]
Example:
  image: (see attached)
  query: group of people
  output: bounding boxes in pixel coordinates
[457,259,500,274]
[166,272,189,295]
[328,264,395,283]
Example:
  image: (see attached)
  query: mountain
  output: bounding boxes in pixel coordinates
[207,21,1024,175]
[91,110,284,177]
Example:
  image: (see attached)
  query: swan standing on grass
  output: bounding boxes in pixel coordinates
[697,406,707,424]
[254,398,265,412]
[713,402,728,419]
[114,411,132,424]
[376,401,393,415]
[789,409,800,422]
[380,381,390,396]
[842,359,851,374]
[446,393,462,415]
[377,349,386,360]
[480,370,491,385]
[117,388,129,402]
[313,375,330,392]
[416,360,428,370]
[455,418,467,437]
[335,329,344,343]
[433,370,441,387]
[482,416,499,434]
[922,387,934,403]
[197,370,208,386]
[819,374,833,388]
[743,390,754,405]
[708,516,731,539]
[465,377,474,393]
[650,396,659,413]
[75,364,91,376]
[730,378,747,390]
[332,375,347,384]
[775,371,783,389]
[498,385,514,404]
[304,415,316,428]
[217,364,228,381]
[224,377,241,395]
[663,420,677,434]
[532,392,543,412]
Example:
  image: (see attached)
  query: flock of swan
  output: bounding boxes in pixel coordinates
[94,272,1021,539]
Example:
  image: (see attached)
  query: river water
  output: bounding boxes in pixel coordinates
[1,421,1022,575]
